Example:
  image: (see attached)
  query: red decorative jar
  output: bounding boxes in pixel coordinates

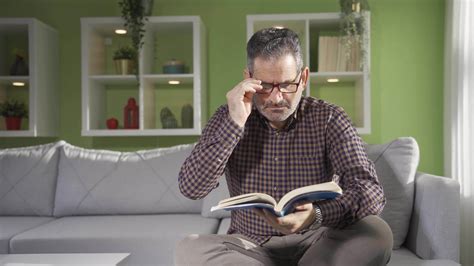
[124,97,139,129]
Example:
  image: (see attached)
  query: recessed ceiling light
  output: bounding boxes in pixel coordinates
[273,26,285,29]
[327,78,339,83]
[169,80,180,85]
[115,29,127,35]
[12,82,25,87]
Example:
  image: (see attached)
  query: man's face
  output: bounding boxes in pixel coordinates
[250,54,306,129]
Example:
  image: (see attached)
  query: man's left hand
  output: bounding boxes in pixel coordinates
[253,202,316,235]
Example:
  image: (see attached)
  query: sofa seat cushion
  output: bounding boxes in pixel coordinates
[10,215,219,266]
[389,247,459,266]
[0,217,55,254]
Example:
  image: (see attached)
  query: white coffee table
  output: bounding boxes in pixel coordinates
[0,253,130,266]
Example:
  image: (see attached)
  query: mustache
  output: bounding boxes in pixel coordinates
[263,100,290,109]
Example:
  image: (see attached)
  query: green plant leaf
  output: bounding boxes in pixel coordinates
[0,99,28,118]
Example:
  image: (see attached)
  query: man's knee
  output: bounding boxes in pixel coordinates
[308,215,393,266]
[361,215,393,251]
[351,215,393,264]
[176,234,199,250]
[175,234,206,265]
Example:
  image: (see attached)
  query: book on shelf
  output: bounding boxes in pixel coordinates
[210,181,342,217]
[318,36,328,72]
[318,35,361,72]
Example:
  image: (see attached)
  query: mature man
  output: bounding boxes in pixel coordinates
[176,27,393,266]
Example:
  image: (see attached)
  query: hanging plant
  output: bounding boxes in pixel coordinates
[339,0,370,70]
[118,0,153,80]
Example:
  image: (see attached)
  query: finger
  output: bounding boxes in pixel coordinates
[245,77,261,83]
[239,82,262,94]
[294,203,312,211]
[294,205,306,211]
[276,215,292,226]
[242,79,262,89]
[261,210,292,235]
[266,211,291,228]
[228,86,256,100]
[276,218,293,234]
[245,81,263,92]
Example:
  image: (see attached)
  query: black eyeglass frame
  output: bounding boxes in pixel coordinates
[249,71,303,94]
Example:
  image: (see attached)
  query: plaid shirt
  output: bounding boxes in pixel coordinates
[179,97,385,245]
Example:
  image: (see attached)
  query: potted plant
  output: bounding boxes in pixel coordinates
[339,0,370,70]
[113,45,137,75]
[0,99,28,130]
[118,0,153,79]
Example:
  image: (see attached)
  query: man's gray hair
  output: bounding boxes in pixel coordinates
[246,27,303,74]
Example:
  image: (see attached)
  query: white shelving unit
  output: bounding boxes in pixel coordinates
[247,13,371,134]
[0,18,59,137]
[81,16,206,136]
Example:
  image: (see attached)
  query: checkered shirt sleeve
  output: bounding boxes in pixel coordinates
[178,105,243,199]
[318,109,386,228]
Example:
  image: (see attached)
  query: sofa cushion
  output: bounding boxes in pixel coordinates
[54,143,203,216]
[0,141,64,216]
[201,176,231,219]
[366,137,419,249]
[0,216,55,253]
[10,215,220,266]
[217,217,231,235]
[388,247,459,266]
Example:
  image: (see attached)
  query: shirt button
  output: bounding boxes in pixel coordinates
[274,186,277,191]
[274,157,278,161]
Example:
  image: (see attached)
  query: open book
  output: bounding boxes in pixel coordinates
[210,181,342,217]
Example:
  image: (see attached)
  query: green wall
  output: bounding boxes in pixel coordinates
[0,0,445,175]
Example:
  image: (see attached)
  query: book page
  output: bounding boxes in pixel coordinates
[274,181,342,212]
[216,193,277,208]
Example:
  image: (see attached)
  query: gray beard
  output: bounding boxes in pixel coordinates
[253,97,299,123]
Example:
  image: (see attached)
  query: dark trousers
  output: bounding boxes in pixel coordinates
[175,215,393,266]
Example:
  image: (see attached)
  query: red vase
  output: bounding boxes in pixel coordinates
[5,117,22,130]
[124,97,139,129]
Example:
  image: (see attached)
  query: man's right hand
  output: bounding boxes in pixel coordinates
[226,78,262,128]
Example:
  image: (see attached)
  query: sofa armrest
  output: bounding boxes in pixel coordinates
[405,172,460,262]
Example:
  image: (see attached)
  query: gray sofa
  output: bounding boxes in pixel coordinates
[0,137,459,266]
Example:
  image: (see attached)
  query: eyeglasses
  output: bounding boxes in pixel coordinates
[250,72,302,94]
